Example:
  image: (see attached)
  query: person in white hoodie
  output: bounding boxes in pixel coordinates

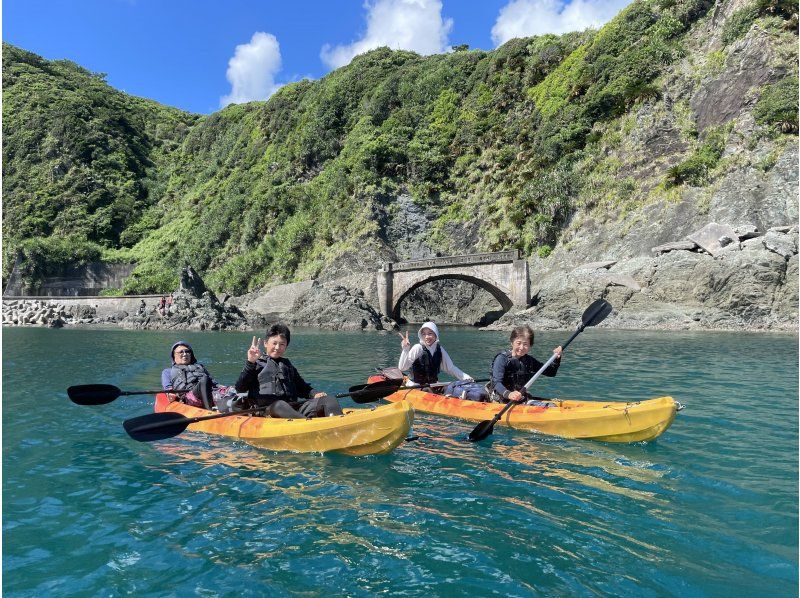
[398,321,473,389]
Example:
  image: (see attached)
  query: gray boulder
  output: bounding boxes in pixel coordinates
[286,283,397,331]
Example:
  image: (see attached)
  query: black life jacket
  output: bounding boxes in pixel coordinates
[253,357,297,403]
[490,350,538,393]
[410,345,442,385]
[170,363,209,390]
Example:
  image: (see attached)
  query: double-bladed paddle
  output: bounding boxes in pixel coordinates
[67,380,400,408]
[467,298,613,442]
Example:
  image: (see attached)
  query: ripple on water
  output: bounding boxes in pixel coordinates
[3,327,798,596]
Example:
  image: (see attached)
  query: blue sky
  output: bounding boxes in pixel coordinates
[4,0,632,115]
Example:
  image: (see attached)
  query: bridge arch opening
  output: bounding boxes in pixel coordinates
[392,274,513,326]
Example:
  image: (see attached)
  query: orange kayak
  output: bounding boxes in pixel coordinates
[367,376,679,443]
[154,393,414,455]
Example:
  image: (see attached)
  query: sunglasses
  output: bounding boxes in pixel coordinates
[175,349,193,355]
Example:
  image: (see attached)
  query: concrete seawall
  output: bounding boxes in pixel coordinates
[3,261,136,297]
[226,281,313,317]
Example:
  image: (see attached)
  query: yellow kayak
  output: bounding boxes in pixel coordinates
[154,393,414,455]
[368,380,679,443]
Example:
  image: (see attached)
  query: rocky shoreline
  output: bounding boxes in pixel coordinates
[487,224,798,333]
[4,225,797,334]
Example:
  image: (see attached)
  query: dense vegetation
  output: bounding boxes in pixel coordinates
[3,0,797,295]
[2,44,198,288]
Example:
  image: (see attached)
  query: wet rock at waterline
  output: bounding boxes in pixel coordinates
[119,290,247,331]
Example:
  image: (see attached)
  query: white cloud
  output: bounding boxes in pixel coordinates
[491,0,632,46]
[321,0,453,70]
[220,32,283,107]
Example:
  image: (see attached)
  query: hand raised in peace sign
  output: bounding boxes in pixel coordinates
[247,335,262,363]
[397,329,411,350]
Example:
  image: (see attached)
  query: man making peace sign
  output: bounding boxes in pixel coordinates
[235,323,343,418]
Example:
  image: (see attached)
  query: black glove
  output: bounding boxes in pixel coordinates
[299,399,319,417]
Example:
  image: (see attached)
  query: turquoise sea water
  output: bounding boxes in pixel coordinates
[3,326,798,596]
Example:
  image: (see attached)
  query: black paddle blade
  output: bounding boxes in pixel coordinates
[123,412,191,442]
[583,298,613,327]
[347,379,404,404]
[67,384,121,405]
[346,383,370,394]
[467,419,495,442]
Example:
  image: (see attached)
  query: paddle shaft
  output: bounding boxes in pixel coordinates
[430,378,489,388]
[523,325,584,391]
[123,389,189,396]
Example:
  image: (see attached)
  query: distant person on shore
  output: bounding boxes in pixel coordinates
[161,341,218,410]
[235,323,343,419]
[158,296,166,316]
[398,321,473,390]
[488,325,562,404]
[138,299,147,316]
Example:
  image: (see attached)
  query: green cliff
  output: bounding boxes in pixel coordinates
[3,0,797,298]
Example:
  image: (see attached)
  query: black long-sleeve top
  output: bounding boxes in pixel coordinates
[491,351,560,400]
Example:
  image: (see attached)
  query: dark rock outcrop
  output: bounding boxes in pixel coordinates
[120,290,247,331]
[285,282,397,331]
[118,267,246,331]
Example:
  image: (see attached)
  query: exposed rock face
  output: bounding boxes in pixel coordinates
[179,264,217,302]
[230,280,314,322]
[119,268,246,331]
[379,194,440,260]
[118,289,248,331]
[486,227,798,331]
[690,27,786,133]
[284,282,397,331]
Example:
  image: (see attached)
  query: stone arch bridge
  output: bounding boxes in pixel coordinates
[376,250,530,321]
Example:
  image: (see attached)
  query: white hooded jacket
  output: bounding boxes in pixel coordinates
[398,321,472,384]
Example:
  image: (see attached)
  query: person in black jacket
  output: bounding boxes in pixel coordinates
[489,325,563,403]
[234,323,343,419]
